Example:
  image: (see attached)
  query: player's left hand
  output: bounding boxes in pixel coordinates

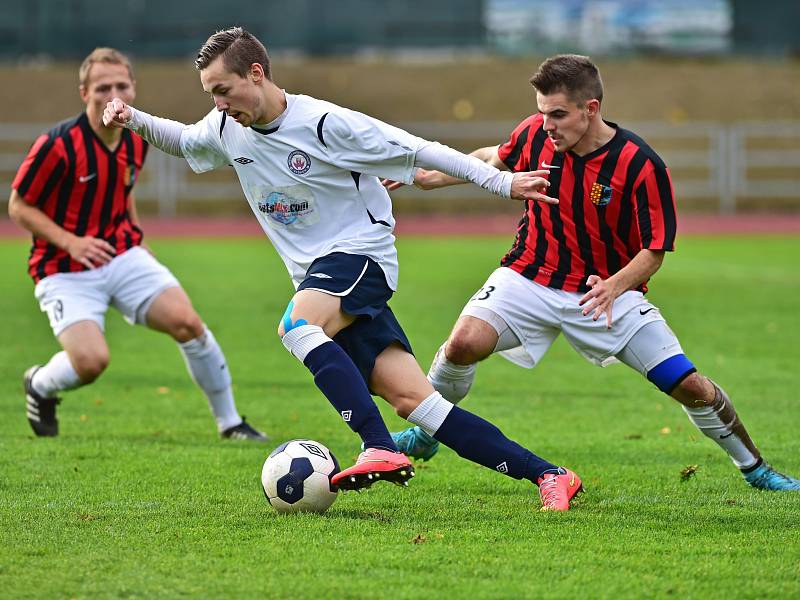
[510,171,558,204]
[578,274,622,329]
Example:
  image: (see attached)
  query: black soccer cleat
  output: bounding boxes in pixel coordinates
[24,365,61,437]
[221,417,269,442]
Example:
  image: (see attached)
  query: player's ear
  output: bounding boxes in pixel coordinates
[586,98,601,118]
[79,85,89,103]
[250,63,264,83]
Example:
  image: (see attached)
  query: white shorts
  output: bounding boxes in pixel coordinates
[461,267,671,369]
[34,246,180,337]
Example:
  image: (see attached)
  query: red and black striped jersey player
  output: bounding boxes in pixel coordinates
[9,47,266,442]
[387,54,799,492]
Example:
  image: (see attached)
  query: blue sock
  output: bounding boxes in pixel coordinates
[433,406,556,482]
[303,341,397,451]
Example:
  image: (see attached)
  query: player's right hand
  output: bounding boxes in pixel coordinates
[66,235,117,269]
[383,168,448,192]
[102,97,132,128]
[510,170,559,204]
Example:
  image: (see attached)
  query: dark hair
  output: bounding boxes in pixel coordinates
[530,54,603,105]
[195,27,271,80]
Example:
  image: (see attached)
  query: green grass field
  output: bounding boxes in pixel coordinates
[1,235,798,599]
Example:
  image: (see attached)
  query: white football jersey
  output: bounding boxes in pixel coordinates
[180,93,426,289]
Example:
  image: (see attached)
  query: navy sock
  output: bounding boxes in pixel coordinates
[433,406,556,482]
[303,341,396,451]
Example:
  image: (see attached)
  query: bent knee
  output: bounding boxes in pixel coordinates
[446,332,489,365]
[70,350,110,383]
[166,311,204,343]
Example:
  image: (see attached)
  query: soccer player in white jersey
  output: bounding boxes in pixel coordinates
[103,27,582,510]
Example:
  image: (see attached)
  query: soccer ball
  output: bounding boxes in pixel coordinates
[261,439,340,514]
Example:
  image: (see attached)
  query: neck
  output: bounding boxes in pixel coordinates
[87,109,123,148]
[571,116,615,157]
[254,82,287,126]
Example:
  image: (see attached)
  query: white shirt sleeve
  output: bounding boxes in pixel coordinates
[319,110,426,185]
[414,141,514,198]
[126,107,185,157]
[179,109,230,173]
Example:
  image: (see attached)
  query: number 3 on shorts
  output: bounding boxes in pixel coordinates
[45,299,64,323]
[470,285,495,302]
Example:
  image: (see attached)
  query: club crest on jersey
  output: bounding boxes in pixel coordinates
[287,150,311,175]
[257,191,311,225]
[590,182,613,206]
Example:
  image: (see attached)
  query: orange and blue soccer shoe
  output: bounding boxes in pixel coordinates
[331,448,415,491]
[537,467,583,511]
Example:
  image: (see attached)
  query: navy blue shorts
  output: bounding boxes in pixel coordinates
[297,252,413,386]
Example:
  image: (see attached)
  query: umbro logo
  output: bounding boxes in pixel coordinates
[234,157,254,164]
[309,273,332,279]
[496,461,508,473]
[299,442,327,459]
[341,410,352,422]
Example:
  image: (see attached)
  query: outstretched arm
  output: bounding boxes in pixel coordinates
[103,98,185,157]
[412,142,556,204]
[387,143,556,204]
[8,189,116,269]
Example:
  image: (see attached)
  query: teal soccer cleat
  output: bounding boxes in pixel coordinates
[743,462,800,491]
[392,426,440,461]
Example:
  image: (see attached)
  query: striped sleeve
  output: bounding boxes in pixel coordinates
[632,159,677,251]
[12,134,66,207]
[497,116,536,171]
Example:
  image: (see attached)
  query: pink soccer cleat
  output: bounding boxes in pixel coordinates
[331,448,415,491]
[537,468,583,511]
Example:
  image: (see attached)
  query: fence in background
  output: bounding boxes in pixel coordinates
[1,121,799,216]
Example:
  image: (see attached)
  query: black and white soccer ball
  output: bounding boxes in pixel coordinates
[261,439,340,514]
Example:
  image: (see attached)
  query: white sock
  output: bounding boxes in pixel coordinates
[407,391,454,437]
[426,342,476,404]
[179,327,241,432]
[682,382,760,470]
[32,351,82,397]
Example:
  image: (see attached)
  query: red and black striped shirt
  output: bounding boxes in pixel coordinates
[12,112,147,283]
[498,113,676,293]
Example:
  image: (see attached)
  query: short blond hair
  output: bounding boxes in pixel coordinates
[79,47,134,87]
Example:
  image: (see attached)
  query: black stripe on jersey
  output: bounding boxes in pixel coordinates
[635,184,653,247]
[501,211,530,267]
[97,143,119,244]
[529,127,549,168]
[73,119,100,238]
[219,112,227,138]
[594,146,625,275]
[350,171,361,190]
[49,130,78,278]
[654,165,677,246]
[366,209,390,228]
[617,148,648,250]
[501,125,530,170]
[16,137,58,200]
[317,113,329,147]
[520,200,549,281]
[569,160,596,290]
[542,153,572,289]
